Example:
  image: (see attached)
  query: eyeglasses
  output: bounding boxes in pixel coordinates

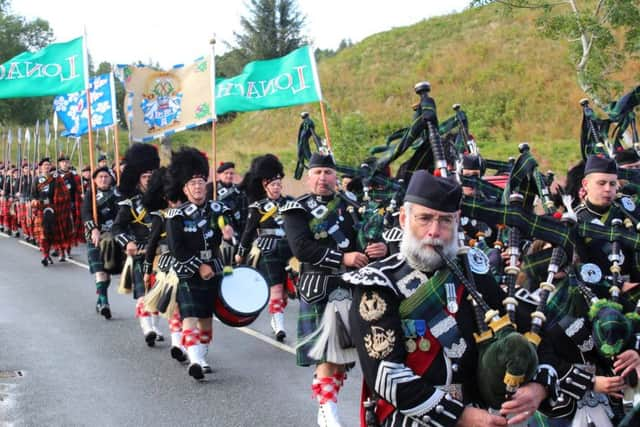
[412,213,456,229]
[186,178,206,187]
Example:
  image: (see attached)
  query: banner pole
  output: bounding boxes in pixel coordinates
[83,30,98,224]
[319,101,332,150]
[109,70,121,185]
[210,35,218,200]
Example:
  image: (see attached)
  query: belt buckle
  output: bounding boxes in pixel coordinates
[200,249,212,261]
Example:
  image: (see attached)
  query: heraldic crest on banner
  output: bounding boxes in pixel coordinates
[116,57,212,142]
[141,73,183,131]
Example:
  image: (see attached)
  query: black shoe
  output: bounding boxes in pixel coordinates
[47,256,54,264]
[276,330,286,342]
[13,231,19,238]
[203,364,212,374]
[58,255,66,262]
[51,250,59,257]
[188,363,204,380]
[41,257,49,267]
[155,333,164,342]
[145,331,157,347]
[100,304,112,320]
[170,346,188,363]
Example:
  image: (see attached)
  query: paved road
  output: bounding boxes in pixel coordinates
[0,233,362,427]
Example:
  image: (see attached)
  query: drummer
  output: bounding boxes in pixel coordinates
[236,154,294,342]
[165,147,234,380]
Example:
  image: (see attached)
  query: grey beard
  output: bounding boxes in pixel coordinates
[400,232,459,272]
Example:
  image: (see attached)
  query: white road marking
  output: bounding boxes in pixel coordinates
[9,237,295,354]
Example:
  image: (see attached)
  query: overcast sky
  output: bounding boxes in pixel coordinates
[8,0,470,68]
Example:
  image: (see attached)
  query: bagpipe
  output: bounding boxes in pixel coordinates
[580,86,640,159]
[294,111,329,179]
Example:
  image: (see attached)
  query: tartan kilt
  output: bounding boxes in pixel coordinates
[0,197,7,218]
[257,238,293,287]
[87,241,104,273]
[87,239,124,275]
[32,205,43,240]
[296,299,328,367]
[176,275,221,319]
[17,202,26,227]
[53,188,73,248]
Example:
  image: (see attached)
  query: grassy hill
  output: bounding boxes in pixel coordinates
[21,3,640,183]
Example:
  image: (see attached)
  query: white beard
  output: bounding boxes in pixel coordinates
[400,230,459,272]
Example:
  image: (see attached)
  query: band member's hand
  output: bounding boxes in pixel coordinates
[500,382,546,424]
[365,242,387,259]
[456,407,507,427]
[222,224,234,241]
[125,241,137,257]
[614,349,640,379]
[15,192,20,198]
[31,199,38,207]
[199,263,214,280]
[623,281,639,293]
[143,273,150,287]
[91,229,100,246]
[593,375,625,398]
[234,254,244,265]
[343,251,368,268]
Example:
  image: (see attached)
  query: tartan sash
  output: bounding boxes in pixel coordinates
[308,197,349,248]
[375,267,464,423]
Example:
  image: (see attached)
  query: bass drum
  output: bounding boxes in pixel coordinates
[214,266,269,327]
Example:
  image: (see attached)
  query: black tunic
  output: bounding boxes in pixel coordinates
[576,197,640,282]
[166,200,232,318]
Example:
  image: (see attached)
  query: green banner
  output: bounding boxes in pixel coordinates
[0,37,86,99]
[216,45,322,115]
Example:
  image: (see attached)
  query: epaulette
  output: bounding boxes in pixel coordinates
[382,227,403,243]
[249,201,262,209]
[117,198,133,207]
[574,204,587,215]
[342,253,404,293]
[280,200,305,213]
[165,208,183,218]
[150,210,166,218]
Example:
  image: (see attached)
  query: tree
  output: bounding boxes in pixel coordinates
[231,0,307,62]
[0,0,54,125]
[471,0,640,107]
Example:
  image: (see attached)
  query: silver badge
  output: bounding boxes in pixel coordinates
[306,198,318,209]
[461,217,469,226]
[445,282,458,314]
[467,247,490,274]
[580,263,602,284]
[264,201,275,211]
[622,197,636,212]
[310,204,328,219]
